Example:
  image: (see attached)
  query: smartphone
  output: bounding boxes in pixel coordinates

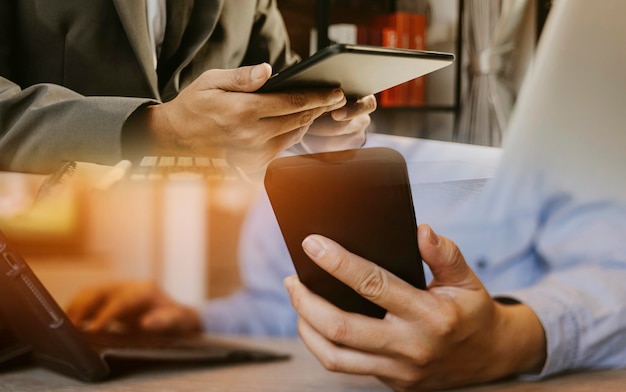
[264,147,426,318]
[257,44,454,100]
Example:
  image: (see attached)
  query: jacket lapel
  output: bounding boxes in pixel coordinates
[177,0,224,68]
[159,0,224,100]
[112,0,161,99]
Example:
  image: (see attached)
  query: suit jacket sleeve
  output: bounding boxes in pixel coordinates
[0,0,157,174]
[0,77,155,173]
[0,0,298,174]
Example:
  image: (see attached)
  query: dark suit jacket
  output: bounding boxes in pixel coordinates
[0,0,299,172]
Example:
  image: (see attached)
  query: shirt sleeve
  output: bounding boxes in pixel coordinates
[199,192,298,336]
[499,200,626,378]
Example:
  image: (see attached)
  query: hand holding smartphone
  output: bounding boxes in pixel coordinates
[264,147,426,318]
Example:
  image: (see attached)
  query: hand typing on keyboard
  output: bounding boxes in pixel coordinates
[66,281,201,336]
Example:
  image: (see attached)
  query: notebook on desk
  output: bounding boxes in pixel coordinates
[0,230,288,382]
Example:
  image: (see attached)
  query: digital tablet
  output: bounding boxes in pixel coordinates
[257,44,455,100]
[264,147,426,318]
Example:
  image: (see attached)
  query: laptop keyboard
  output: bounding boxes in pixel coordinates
[83,331,288,362]
[129,156,240,182]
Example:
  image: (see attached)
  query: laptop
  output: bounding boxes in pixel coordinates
[0,230,288,382]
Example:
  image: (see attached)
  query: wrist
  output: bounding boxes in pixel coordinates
[129,103,185,156]
[143,103,177,155]
[495,302,547,377]
[121,104,154,160]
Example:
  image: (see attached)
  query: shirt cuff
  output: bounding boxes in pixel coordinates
[497,287,581,380]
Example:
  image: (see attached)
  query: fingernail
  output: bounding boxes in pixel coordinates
[331,88,345,103]
[302,235,326,258]
[251,63,270,81]
[428,225,440,246]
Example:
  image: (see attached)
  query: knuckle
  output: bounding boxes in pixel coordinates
[394,373,425,391]
[448,243,471,278]
[357,267,387,300]
[319,351,341,372]
[228,100,248,117]
[289,91,307,108]
[406,346,436,368]
[198,69,214,82]
[197,69,221,90]
[233,67,247,86]
[299,110,314,126]
[433,310,460,338]
[449,242,462,261]
[325,250,348,275]
[326,317,349,343]
[364,96,377,111]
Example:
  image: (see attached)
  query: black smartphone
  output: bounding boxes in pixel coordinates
[264,147,426,318]
[257,44,454,100]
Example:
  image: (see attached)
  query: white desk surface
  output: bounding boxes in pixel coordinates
[365,133,502,166]
[1,336,625,391]
[365,133,502,183]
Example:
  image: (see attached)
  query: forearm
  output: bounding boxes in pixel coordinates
[0,78,154,173]
[122,103,177,159]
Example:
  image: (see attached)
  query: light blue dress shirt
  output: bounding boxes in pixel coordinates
[200,131,626,379]
[200,0,626,380]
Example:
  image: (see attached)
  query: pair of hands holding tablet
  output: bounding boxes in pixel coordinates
[135,62,374,175]
[136,44,453,174]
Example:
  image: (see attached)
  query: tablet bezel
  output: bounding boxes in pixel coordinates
[257,44,455,99]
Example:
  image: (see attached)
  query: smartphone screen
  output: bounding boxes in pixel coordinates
[264,147,426,318]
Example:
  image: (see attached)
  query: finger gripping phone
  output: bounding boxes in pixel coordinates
[264,147,426,319]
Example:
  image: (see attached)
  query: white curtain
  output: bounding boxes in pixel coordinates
[455,0,531,146]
